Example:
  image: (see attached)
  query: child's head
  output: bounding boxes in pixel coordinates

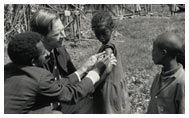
[91,11,114,44]
[152,31,183,65]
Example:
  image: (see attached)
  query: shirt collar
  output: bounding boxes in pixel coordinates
[161,63,182,81]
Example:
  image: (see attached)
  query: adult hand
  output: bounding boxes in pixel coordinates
[93,54,117,75]
[77,52,106,78]
[92,54,117,87]
[82,51,106,72]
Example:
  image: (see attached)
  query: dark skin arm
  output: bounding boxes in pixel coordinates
[94,47,114,88]
[104,48,114,73]
[105,47,113,56]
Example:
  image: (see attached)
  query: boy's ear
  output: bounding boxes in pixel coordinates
[31,58,37,66]
[162,49,167,56]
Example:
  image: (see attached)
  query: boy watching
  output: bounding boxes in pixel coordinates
[147,31,185,114]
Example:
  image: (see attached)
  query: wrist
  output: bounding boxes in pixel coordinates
[74,72,81,81]
[76,66,87,78]
[92,67,100,74]
[86,70,100,84]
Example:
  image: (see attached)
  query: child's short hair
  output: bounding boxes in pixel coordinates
[155,31,183,58]
[91,11,114,30]
[8,32,43,65]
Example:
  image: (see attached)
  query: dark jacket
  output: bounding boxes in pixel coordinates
[45,46,94,114]
[147,64,185,114]
[49,46,76,77]
[4,63,94,114]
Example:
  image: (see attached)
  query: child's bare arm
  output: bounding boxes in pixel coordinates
[104,47,114,74]
[105,47,113,56]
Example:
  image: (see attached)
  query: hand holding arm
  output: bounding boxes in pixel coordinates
[91,54,117,85]
[76,51,106,78]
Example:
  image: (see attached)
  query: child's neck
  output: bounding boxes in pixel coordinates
[162,59,179,72]
[102,39,111,45]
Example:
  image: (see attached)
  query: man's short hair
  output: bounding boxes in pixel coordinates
[8,32,43,65]
[30,9,59,36]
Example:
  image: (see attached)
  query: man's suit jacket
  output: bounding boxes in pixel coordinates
[4,63,94,114]
[50,46,94,114]
[54,46,76,77]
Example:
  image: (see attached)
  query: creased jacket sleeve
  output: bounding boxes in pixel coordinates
[60,72,79,85]
[39,72,94,104]
[176,81,185,113]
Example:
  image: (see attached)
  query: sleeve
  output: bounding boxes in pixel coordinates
[55,72,80,86]
[178,83,185,114]
[98,43,117,57]
[175,79,185,114]
[146,74,159,114]
[67,57,77,74]
[39,72,95,104]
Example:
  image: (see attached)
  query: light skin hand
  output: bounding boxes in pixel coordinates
[92,55,109,74]
[94,54,117,87]
[76,51,106,78]
[93,54,117,75]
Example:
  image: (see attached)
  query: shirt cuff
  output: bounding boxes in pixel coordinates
[74,72,81,81]
[86,70,100,84]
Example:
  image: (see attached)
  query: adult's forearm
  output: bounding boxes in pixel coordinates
[58,77,94,103]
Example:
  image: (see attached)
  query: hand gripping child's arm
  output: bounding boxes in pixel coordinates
[104,48,114,74]
[105,48,113,56]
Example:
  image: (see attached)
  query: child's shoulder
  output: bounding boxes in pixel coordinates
[99,42,117,55]
[103,41,117,50]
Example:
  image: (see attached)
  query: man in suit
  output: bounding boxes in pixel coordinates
[30,8,107,113]
[4,32,116,114]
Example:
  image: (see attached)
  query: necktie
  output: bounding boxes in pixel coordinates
[50,49,61,80]
[49,49,61,110]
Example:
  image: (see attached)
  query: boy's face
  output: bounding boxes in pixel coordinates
[46,18,66,49]
[152,42,164,64]
[93,25,112,44]
[34,41,50,67]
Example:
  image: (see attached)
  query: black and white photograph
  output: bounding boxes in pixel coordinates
[3,2,186,116]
